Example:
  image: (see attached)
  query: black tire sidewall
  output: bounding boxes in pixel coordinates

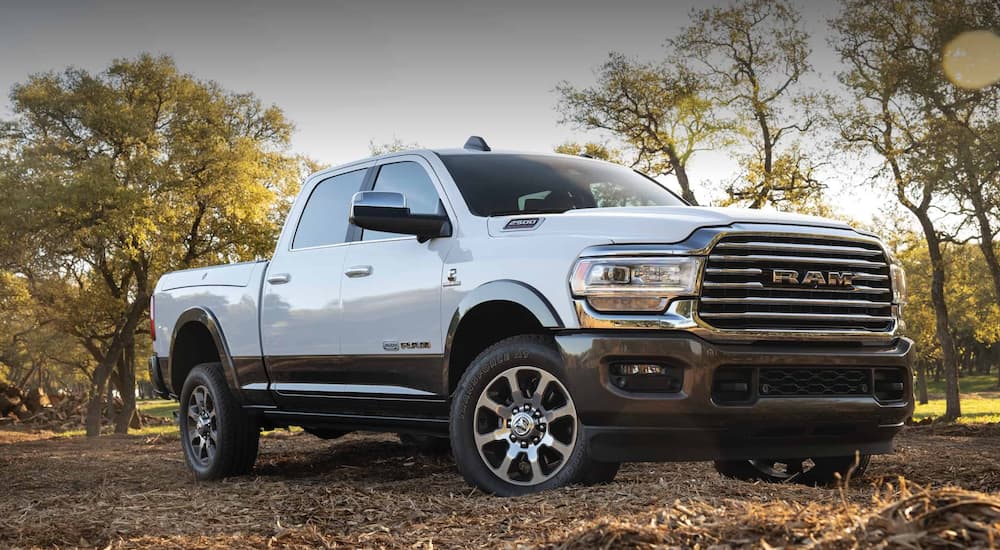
[179,362,249,480]
[449,335,590,496]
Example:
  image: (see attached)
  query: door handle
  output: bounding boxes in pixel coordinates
[267,273,291,285]
[344,265,373,278]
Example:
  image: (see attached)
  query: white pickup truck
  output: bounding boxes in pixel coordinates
[150,136,912,495]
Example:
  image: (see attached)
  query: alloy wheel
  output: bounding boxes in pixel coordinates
[186,385,218,466]
[473,366,578,486]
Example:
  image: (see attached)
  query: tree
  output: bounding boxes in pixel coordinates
[671,0,826,209]
[0,54,304,435]
[556,53,722,205]
[830,0,993,420]
[369,137,421,156]
[553,141,625,164]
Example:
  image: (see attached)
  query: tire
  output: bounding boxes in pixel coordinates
[399,433,451,454]
[714,454,870,485]
[179,362,260,480]
[449,335,608,496]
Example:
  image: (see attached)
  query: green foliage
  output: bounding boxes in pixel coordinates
[556,53,721,204]
[553,141,625,164]
[0,54,305,433]
[669,0,827,210]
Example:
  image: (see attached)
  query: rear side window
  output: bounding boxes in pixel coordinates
[292,168,367,249]
[362,161,443,241]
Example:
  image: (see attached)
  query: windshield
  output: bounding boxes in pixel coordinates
[437,153,685,216]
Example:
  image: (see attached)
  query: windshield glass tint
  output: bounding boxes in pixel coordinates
[438,153,684,216]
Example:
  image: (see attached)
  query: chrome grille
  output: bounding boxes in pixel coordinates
[698,234,894,332]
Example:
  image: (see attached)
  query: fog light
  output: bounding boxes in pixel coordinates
[611,363,668,376]
[609,363,682,393]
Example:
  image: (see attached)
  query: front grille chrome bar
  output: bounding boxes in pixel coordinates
[698,311,895,323]
[710,254,888,269]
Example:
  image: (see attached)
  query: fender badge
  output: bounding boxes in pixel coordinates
[503,217,541,231]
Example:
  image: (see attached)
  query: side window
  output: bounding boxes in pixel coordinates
[292,168,367,249]
[362,161,443,241]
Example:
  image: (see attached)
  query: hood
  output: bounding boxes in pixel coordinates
[486,206,855,243]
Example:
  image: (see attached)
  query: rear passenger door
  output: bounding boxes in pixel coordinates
[260,167,368,410]
[338,157,454,401]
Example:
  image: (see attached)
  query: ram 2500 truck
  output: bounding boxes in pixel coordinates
[150,137,912,496]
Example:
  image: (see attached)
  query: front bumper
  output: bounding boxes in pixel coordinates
[555,332,914,463]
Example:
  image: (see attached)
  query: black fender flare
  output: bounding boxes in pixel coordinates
[442,280,564,388]
[169,307,242,402]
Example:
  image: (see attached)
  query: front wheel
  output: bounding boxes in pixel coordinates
[179,362,260,480]
[714,454,870,485]
[450,335,614,496]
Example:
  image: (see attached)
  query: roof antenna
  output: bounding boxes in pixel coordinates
[463,136,491,151]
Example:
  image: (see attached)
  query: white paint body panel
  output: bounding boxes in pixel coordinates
[152,262,267,358]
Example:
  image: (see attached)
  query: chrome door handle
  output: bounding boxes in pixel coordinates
[267,273,291,285]
[344,265,373,278]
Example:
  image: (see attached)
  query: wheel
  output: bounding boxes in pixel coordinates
[179,362,260,480]
[399,433,451,454]
[450,335,607,496]
[714,454,870,485]
[304,428,349,440]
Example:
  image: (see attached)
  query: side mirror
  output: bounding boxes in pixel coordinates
[350,191,451,242]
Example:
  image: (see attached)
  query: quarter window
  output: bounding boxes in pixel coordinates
[363,161,444,241]
[292,168,367,249]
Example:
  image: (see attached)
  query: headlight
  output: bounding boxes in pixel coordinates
[570,257,702,312]
[890,263,906,304]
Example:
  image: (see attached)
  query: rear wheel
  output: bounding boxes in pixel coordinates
[714,454,870,485]
[179,363,259,480]
[450,335,615,496]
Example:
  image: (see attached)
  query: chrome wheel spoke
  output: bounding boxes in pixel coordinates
[526,447,546,481]
[501,370,524,405]
[541,433,572,457]
[543,404,571,423]
[476,393,511,419]
[495,444,519,475]
[530,370,556,406]
[475,428,510,449]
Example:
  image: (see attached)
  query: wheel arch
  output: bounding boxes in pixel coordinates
[168,307,242,402]
[444,280,564,395]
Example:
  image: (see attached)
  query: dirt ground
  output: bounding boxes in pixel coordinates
[1,425,998,549]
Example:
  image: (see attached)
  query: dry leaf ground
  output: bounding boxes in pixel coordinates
[1,424,998,548]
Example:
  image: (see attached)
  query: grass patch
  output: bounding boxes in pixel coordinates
[921,373,998,396]
[138,398,178,419]
[52,424,180,439]
[913,393,1000,424]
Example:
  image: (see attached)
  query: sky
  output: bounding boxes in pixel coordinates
[0,0,883,218]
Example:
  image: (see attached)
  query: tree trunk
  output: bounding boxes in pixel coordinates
[114,337,138,434]
[85,361,115,437]
[915,213,961,420]
[665,147,699,206]
[916,362,929,405]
